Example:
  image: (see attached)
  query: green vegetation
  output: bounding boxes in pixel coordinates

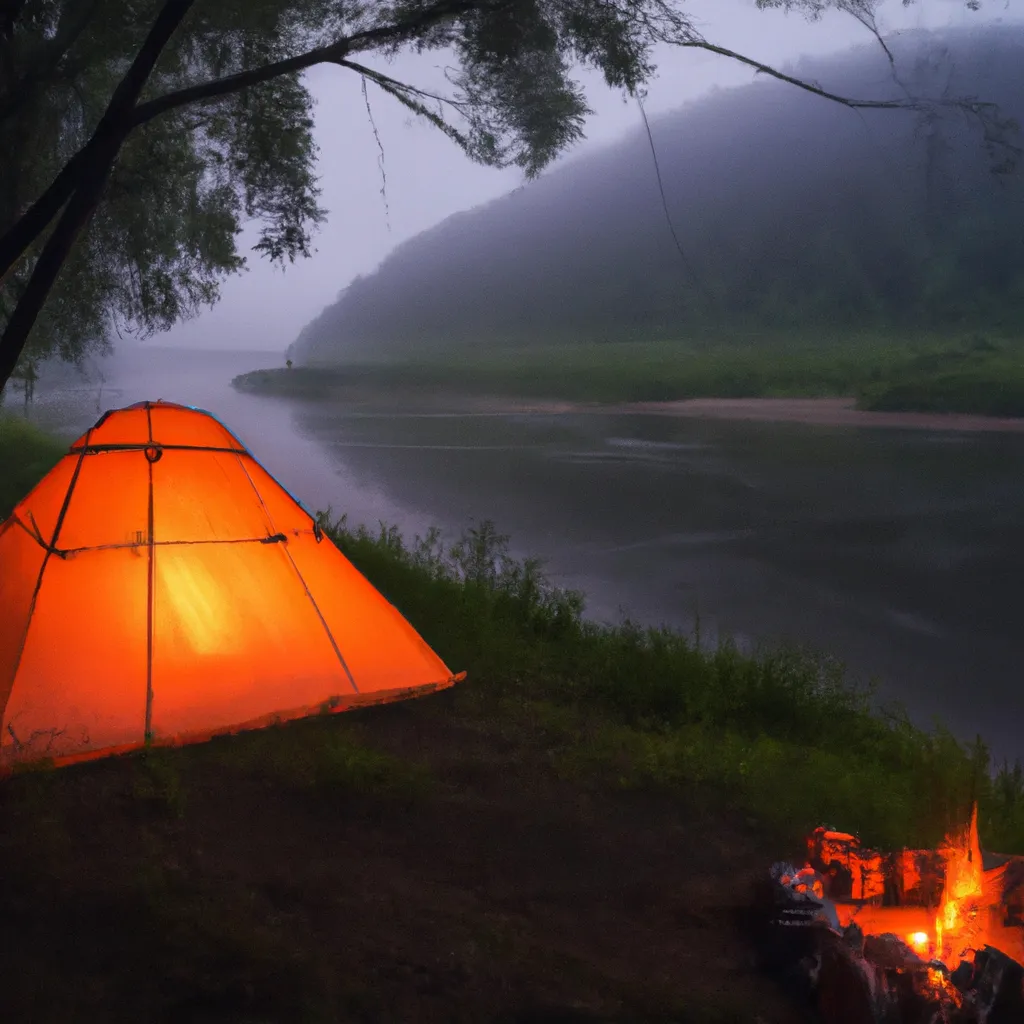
[0,413,66,519]
[323,512,1024,854]
[862,337,1024,416]
[238,330,1024,416]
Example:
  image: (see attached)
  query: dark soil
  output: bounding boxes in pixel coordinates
[0,688,815,1023]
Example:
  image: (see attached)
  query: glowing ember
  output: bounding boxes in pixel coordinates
[803,804,1024,980]
[770,815,1024,1022]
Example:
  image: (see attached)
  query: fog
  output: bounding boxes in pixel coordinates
[152,0,998,354]
[284,21,1024,360]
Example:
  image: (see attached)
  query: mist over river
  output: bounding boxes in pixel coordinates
[20,346,1024,765]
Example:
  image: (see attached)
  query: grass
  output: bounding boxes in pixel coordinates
[239,329,1024,415]
[322,512,1024,855]
[0,412,67,518]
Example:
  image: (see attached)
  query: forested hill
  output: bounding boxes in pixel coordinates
[290,24,1024,365]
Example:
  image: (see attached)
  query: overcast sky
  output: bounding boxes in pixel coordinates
[156,0,1009,353]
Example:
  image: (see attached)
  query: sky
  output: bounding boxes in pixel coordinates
[155,0,1007,353]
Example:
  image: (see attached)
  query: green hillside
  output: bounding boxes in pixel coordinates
[289,24,1024,396]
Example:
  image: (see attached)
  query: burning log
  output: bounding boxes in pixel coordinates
[761,807,1024,1024]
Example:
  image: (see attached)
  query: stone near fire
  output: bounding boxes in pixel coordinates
[763,809,1024,1024]
[816,930,876,1024]
[964,946,1024,1023]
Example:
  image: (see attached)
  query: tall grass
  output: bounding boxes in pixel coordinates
[0,414,66,519]
[325,512,1024,854]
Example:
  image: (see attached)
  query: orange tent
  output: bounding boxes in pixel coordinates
[0,400,463,770]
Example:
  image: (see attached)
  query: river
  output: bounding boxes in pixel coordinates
[17,345,1024,765]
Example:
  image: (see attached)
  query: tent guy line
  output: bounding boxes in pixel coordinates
[6,515,307,558]
[68,442,248,455]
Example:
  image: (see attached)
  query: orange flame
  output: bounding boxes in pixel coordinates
[827,804,1024,976]
[934,803,986,965]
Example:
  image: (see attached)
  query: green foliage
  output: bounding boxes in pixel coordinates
[0,413,66,518]
[240,330,1024,416]
[323,512,1024,852]
[1,0,326,367]
[860,336,1024,415]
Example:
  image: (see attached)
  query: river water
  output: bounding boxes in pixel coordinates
[17,345,1024,765]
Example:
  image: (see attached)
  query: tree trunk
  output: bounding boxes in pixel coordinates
[0,142,119,388]
[0,148,88,284]
[0,0,196,393]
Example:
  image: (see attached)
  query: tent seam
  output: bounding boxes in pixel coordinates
[234,452,360,695]
[1,437,91,731]
[70,443,247,455]
[43,531,313,559]
[279,543,360,695]
[144,405,155,744]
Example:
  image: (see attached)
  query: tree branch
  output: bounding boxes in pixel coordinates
[0,0,197,389]
[685,37,1020,171]
[0,0,486,291]
[130,38,351,129]
[0,147,88,284]
[339,58,472,117]
[681,40,918,111]
[361,76,390,232]
[130,0,488,131]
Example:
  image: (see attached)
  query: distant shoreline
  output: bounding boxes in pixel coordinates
[468,395,1024,432]
[234,369,1024,432]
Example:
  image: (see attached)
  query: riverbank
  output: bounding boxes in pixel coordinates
[239,331,1024,417]
[4,420,1024,1019]
[234,369,1024,434]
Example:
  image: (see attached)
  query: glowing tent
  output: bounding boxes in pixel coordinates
[0,400,463,770]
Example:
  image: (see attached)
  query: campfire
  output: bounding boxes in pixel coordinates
[764,806,1024,1023]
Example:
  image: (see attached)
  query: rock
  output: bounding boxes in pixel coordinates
[951,960,975,992]
[816,930,878,1024]
[967,946,1024,1024]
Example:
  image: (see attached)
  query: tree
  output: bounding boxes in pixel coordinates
[0,0,999,392]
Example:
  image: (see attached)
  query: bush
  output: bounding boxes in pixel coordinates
[324,513,1024,852]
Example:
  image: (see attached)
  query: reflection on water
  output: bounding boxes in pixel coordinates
[21,345,1024,764]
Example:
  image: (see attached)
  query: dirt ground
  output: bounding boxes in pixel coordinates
[0,689,816,1023]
